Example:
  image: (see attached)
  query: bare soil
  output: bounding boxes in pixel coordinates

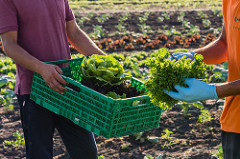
[80,79,141,98]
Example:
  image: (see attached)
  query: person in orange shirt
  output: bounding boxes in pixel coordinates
[164,0,240,158]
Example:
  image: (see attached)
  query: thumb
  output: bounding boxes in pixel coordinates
[163,89,180,99]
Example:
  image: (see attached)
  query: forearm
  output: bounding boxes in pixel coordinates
[3,42,45,74]
[67,22,106,56]
[216,80,240,99]
[193,38,228,64]
[193,25,228,65]
[2,31,69,94]
[4,40,69,94]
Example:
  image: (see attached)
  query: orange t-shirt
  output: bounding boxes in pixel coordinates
[221,0,240,133]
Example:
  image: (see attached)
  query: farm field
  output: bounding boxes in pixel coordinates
[69,0,222,13]
[0,0,225,159]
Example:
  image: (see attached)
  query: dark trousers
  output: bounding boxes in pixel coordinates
[17,95,98,159]
[222,130,240,159]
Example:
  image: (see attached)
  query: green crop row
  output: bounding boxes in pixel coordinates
[69,0,222,11]
[0,56,16,112]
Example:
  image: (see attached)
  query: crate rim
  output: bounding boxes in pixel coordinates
[43,57,151,103]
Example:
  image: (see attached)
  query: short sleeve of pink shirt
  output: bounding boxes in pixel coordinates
[0,0,18,34]
[0,0,75,95]
[65,0,75,21]
[0,0,74,33]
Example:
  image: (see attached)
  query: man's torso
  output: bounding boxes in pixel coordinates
[10,0,73,94]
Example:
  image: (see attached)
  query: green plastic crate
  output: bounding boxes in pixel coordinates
[30,58,162,138]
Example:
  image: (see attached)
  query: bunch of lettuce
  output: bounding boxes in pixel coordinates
[80,55,130,86]
[145,48,207,109]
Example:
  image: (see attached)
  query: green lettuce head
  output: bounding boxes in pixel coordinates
[80,55,130,86]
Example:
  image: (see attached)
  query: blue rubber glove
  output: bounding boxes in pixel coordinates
[164,78,218,103]
[170,51,195,60]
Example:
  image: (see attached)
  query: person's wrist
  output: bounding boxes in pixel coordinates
[36,61,47,75]
[209,84,219,99]
[189,51,195,56]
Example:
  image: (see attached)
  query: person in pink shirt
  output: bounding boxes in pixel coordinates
[0,0,105,158]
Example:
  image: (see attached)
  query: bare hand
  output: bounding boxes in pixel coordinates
[38,63,68,94]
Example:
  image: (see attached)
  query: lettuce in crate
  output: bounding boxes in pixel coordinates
[145,48,208,109]
[80,55,137,99]
[80,55,130,86]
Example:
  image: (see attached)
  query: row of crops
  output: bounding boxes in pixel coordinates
[67,9,223,53]
[75,10,223,36]
[69,0,222,11]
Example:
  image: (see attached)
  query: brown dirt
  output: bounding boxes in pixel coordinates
[80,79,141,98]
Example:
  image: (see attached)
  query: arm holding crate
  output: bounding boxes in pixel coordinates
[1,31,68,95]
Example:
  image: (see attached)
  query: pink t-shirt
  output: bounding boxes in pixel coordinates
[0,0,74,95]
